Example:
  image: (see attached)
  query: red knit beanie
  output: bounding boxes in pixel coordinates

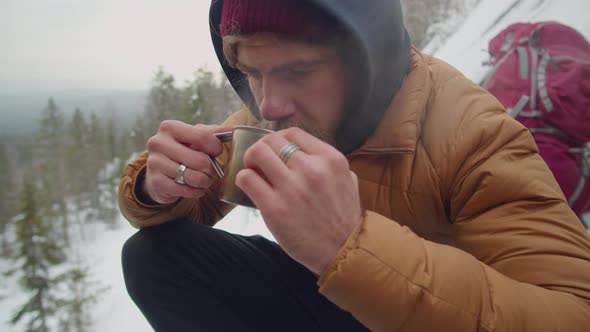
[219,0,336,37]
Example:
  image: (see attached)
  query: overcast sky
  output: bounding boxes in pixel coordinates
[0,0,221,92]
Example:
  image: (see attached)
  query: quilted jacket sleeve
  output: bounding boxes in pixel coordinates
[118,110,255,228]
[317,75,590,331]
[117,151,230,228]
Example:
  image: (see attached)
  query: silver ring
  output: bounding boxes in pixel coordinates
[279,143,301,164]
[175,164,187,185]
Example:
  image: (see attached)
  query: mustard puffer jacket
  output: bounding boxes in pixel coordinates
[119,48,590,331]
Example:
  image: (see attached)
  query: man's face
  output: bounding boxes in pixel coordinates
[235,33,352,144]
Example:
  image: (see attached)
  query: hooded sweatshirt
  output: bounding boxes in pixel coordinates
[209,0,411,154]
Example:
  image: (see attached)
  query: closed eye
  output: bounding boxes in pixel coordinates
[244,70,262,80]
[285,68,307,80]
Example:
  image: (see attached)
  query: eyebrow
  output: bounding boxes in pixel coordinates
[236,59,327,75]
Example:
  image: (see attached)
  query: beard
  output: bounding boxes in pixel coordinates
[258,119,337,146]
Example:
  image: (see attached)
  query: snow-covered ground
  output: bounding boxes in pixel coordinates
[69,221,152,332]
[86,210,272,332]
[0,207,271,332]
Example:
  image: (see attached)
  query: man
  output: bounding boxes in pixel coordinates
[119,0,590,331]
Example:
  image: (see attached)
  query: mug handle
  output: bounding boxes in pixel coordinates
[207,131,233,178]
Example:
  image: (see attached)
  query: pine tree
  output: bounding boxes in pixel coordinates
[65,109,90,225]
[116,127,133,164]
[182,68,242,126]
[34,98,70,246]
[215,70,243,122]
[130,114,149,153]
[184,68,217,124]
[104,115,118,164]
[101,100,124,163]
[145,67,182,135]
[9,176,66,332]
[87,112,108,165]
[57,260,109,332]
[0,142,16,256]
[98,115,121,224]
[86,112,107,215]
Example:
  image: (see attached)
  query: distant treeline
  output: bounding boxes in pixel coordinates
[0,66,241,331]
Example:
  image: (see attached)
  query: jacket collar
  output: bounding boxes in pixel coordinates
[350,48,431,156]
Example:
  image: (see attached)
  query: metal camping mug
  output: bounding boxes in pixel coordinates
[208,126,274,208]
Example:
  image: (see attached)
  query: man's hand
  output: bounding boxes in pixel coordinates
[143,120,231,204]
[236,127,362,275]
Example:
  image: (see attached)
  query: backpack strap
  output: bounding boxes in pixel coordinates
[529,45,540,111]
[500,32,516,52]
[537,52,590,114]
[522,24,549,112]
[507,95,530,117]
[482,47,519,87]
[518,110,544,118]
[516,47,529,79]
[538,52,555,112]
[508,96,545,118]
[528,26,541,111]
[529,126,570,138]
[535,33,590,114]
[568,142,590,208]
[552,54,590,66]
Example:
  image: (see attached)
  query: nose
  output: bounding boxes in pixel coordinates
[258,80,294,121]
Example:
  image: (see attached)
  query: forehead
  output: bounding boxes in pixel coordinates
[236,33,340,69]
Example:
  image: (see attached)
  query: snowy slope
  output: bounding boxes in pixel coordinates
[0,207,271,332]
[82,209,273,332]
[90,208,272,332]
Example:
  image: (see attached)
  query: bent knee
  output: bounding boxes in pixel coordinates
[121,230,153,299]
[121,219,215,279]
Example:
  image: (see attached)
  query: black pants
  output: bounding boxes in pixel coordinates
[122,219,368,332]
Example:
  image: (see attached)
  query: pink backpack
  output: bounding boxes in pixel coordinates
[483,22,590,223]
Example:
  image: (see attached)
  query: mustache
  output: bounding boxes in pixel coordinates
[259,119,290,131]
[258,119,336,146]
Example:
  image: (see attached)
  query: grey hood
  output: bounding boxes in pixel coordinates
[209,0,411,154]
